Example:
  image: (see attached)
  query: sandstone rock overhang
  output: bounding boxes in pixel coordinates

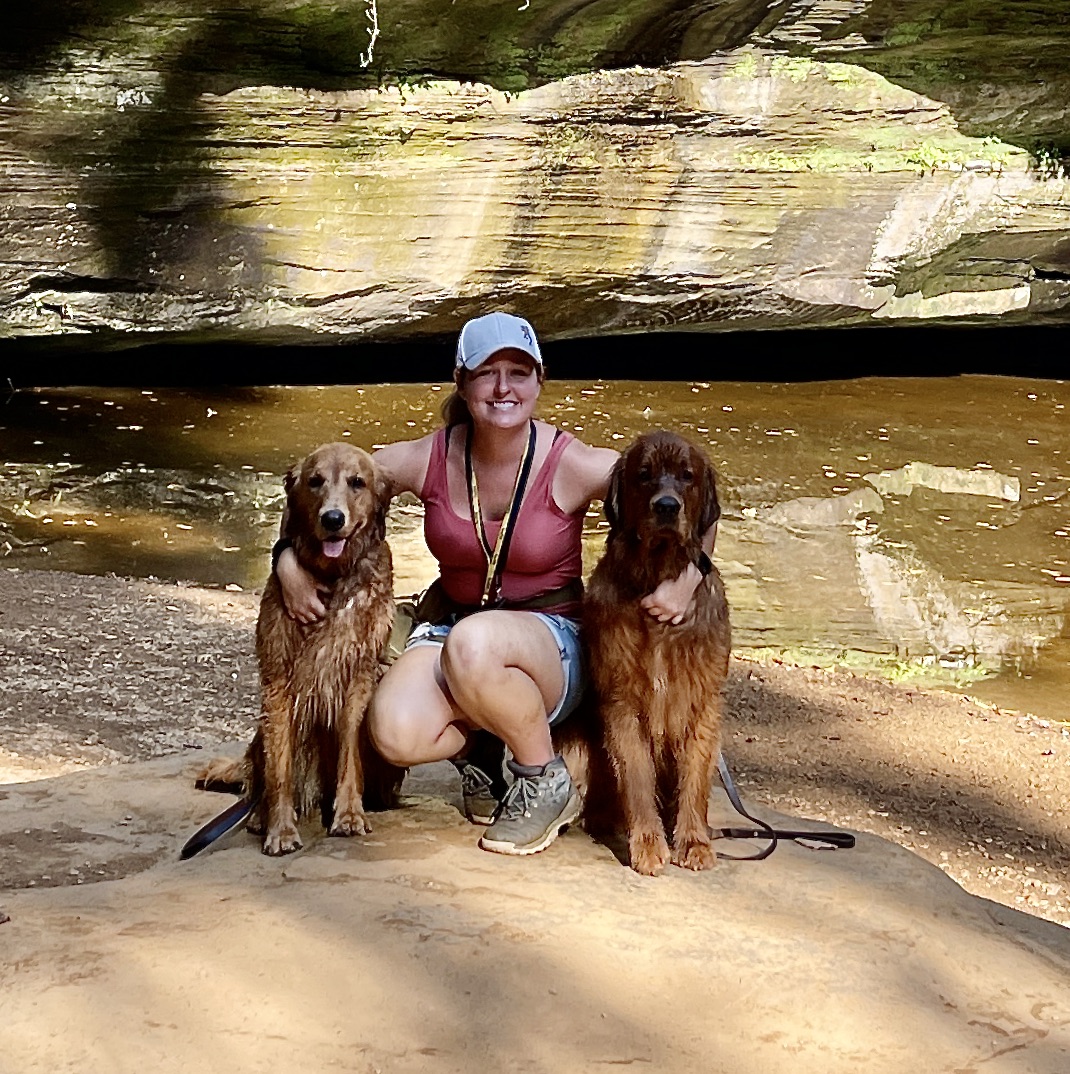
[1,2,1068,352]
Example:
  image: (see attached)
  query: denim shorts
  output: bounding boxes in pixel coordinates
[406,612,585,726]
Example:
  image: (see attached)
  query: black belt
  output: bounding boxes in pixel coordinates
[419,577,583,622]
[491,578,583,614]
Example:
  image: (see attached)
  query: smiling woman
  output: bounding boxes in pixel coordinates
[275,311,712,858]
[442,313,546,429]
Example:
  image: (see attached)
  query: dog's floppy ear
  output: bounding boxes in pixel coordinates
[603,455,625,531]
[373,467,390,543]
[278,465,301,540]
[696,456,721,540]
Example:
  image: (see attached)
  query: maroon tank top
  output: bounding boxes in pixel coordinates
[421,426,584,615]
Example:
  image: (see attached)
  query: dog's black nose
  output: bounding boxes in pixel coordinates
[320,509,346,532]
[653,496,681,518]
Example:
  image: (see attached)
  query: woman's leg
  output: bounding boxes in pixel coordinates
[442,612,581,855]
[368,610,567,767]
[369,610,580,855]
[438,611,565,767]
[367,644,470,766]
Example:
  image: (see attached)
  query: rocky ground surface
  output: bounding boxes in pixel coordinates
[1,566,1068,928]
[2,749,1067,1074]
[3,567,1070,1074]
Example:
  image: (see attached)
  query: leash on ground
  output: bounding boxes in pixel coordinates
[178,756,855,861]
[714,752,855,860]
[180,796,256,860]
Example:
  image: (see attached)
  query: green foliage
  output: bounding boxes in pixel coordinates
[770,55,815,82]
[726,51,759,80]
[738,645,994,689]
[883,20,939,47]
[1031,144,1069,180]
[903,135,1021,174]
[736,133,1024,175]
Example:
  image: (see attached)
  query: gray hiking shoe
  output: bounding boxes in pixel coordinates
[452,732,508,825]
[479,755,581,856]
[455,762,504,825]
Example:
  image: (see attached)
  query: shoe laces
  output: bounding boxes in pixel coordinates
[497,773,542,820]
[459,764,494,798]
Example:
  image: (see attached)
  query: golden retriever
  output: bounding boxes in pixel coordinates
[200,442,403,855]
[583,431,729,876]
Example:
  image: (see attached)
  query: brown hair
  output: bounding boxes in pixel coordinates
[441,371,472,426]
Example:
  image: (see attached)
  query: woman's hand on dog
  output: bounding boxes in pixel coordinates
[641,520,717,625]
[640,561,703,625]
[277,546,328,623]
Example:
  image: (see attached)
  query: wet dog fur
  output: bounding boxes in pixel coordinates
[198,442,403,855]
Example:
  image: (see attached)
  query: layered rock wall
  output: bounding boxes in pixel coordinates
[2,3,1069,344]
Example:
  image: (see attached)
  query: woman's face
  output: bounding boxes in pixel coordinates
[459,349,542,431]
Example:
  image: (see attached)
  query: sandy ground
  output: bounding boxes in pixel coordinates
[2,567,1070,1074]
[1,567,1068,928]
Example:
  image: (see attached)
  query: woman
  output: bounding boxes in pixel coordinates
[277,312,712,856]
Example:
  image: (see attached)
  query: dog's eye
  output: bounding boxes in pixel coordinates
[681,468,694,482]
[348,476,366,490]
[638,467,653,482]
[307,475,325,489]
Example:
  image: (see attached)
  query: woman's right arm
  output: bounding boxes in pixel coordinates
[372,436,434,499]
[276,544,328,623]
[276,434,434,622]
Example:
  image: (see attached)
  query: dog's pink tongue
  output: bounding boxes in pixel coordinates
[322,539,346,559]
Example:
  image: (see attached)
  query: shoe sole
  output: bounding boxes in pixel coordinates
[478,793,582,856]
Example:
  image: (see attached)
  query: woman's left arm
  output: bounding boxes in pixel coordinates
[553,438,619,514]
[639,521,718,624]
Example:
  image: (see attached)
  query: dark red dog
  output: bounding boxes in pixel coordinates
[583,431,729,876]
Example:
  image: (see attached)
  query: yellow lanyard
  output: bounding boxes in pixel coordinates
[465,421,537,607]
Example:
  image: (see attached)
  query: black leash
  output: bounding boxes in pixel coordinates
[180,796,256,860]
[178,757,854,862]
[715,753,855,860]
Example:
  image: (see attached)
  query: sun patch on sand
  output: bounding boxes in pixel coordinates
[0,748,83,785]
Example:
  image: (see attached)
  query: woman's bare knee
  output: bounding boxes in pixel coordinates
[439,618,493,684]
[368,651,466,765]
[441,613,561,716]
[367,692,419,766]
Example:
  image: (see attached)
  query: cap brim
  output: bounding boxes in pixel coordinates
[457,345,543,370]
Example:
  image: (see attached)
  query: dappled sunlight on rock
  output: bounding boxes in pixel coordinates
[2,751,1069,1073]
[2,47,1068,340]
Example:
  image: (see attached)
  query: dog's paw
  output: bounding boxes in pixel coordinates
[329,807,371,837]
[262,824,302,856]
[194,756,248,793]
[629,831,671,877]
[672,838,717,871]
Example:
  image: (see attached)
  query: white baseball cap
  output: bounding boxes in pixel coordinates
[455,312,543,371]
